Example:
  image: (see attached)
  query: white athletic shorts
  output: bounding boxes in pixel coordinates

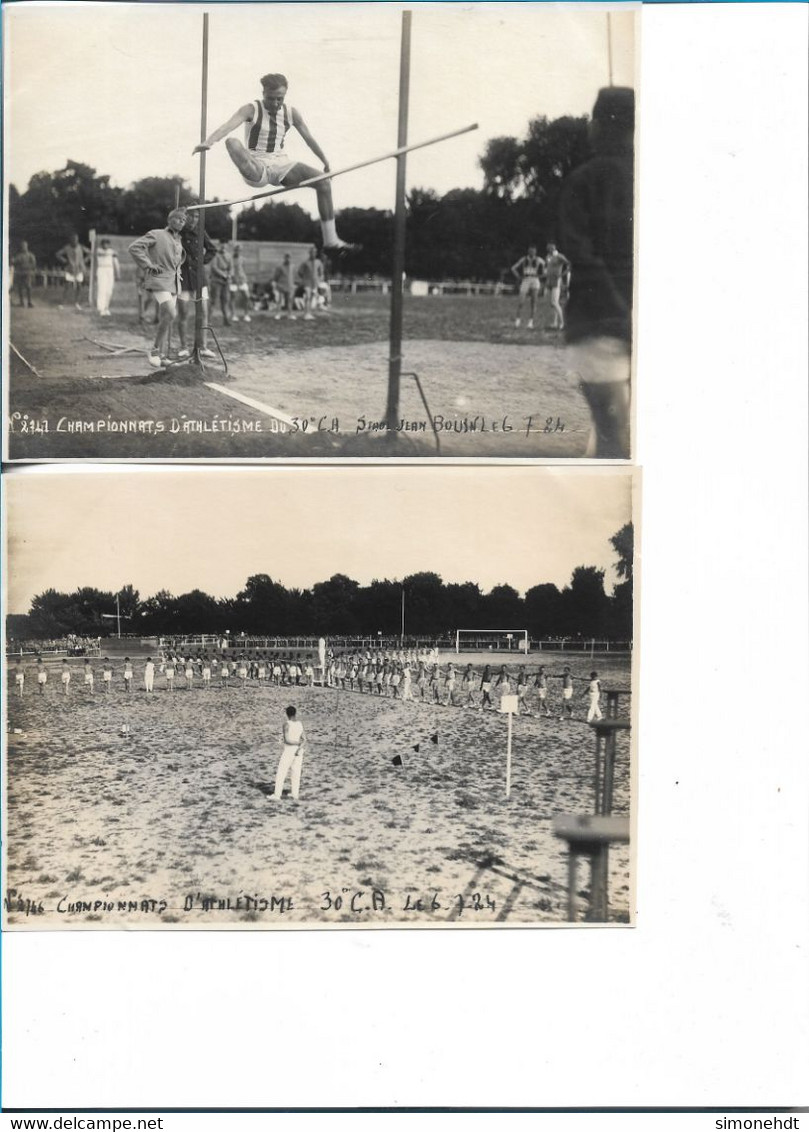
[563,687,573,700]
[64,272,85,284]
[243,151,296,188]
[38,672,47,684]
[179,286,209,301]
[229,282,250,294]
[519,277,540,296]
[152,291,177,312]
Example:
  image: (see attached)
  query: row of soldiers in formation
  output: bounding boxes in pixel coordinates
[11,652,606,720]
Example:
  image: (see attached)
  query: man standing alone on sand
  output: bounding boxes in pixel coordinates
[13,241,37,308]
[271,705,307,801]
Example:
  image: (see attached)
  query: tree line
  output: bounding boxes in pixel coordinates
[7,526,633,644]
[7,114,590,281]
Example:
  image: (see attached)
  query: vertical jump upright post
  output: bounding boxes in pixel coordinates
[385,9,412,432]
[606,11,614,86]
[194,12,210,359]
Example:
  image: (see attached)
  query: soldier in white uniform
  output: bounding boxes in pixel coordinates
[272,706,307,801]
[193,72,354,251]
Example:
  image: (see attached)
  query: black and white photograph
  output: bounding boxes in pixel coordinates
[4,465,636,928]
[3,2,636,461]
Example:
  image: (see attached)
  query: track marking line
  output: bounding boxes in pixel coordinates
[204,382,296,429]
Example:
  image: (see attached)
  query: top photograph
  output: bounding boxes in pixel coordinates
[3,2,636,462]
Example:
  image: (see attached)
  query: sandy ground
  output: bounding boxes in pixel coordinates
[4,654,632,930]
[6,299,594,458]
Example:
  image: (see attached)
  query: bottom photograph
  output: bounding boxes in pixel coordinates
[4,465,636,929]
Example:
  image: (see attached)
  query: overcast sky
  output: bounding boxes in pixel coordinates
[4,2,636,214]
[5,467,634,612]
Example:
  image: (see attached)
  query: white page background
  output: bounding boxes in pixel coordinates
[3,2,808,1111]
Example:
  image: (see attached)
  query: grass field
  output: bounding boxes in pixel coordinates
[6,290,594,459]
[4,652,632,929]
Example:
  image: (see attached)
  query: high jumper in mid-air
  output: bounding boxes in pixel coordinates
[192,72,355,251]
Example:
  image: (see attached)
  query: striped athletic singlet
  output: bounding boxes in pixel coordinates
[521,255,542,278]
[245,100,293,153]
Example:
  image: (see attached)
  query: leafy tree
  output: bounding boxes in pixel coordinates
[72,587,116,635]
[610,522,634,582]
[6,613,31,642]
[116,584,140,622]
[357,579,403,637]
[480,115,590,204]
[606,522,634,641]
[478,136,524,201]
[8,162,121,261]
[521,116,591,204]
[443,582,484,631]
[238,200,317,244]
[524,582,563,638]
[310,574,361,634]
[482,583,524,628]
[138,590,177,636]
[559,566,610,638]
[28,590,81,638]
[172,590,223,636]
[235,574,291,635]
[401,572,445,633]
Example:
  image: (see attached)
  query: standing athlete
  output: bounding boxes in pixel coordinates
[544,244,571,331]
[511,245,545,329]
[193,72,354,251]
[56,234,92,309]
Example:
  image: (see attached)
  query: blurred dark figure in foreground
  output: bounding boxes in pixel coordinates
[558,86,634,459]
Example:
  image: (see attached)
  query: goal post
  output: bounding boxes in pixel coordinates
[455,629,529,654]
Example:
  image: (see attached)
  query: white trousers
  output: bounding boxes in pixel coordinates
[587,698,603,722]
[273,745,304,799]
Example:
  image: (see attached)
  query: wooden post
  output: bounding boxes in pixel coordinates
[194,13,210,358]
[567,851,577,922]
[385,9,411,432]
[88,229,97,310]
[607,11,614,87]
